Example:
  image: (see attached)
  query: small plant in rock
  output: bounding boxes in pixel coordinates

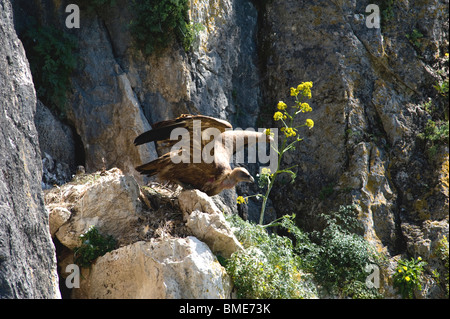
[417,119,449,159]
[419,120,449,142]
[393,256,427,299]
[434,52,449,97]
[380,0,395,24]
[406,29,424,49]
[73,226,116,268]
[434,78,449,96]
[129,0,192,55]
[22,23,78,116]
[22,20,78,115]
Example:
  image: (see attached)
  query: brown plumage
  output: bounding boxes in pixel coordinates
[134,114,271,196]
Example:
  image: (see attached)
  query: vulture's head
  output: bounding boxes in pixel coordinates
[231,167,255,184]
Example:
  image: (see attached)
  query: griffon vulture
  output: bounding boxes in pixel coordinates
[134,114,271,196]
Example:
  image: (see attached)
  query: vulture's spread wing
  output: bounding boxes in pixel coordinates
[134,114,270,195]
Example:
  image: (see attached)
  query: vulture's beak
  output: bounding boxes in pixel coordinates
[249,175,255,183]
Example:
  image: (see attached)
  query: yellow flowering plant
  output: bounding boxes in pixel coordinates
[258,82,315,224]
[277,101,287,110]
[275,81,314,137]
[237,82,315,225]
[393,256,427,299]
[236,196,248,205]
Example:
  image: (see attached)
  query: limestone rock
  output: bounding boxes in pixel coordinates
[102,0,261,128]
[36,99,78,189]
[34,100,77,179]
[178,189,222,216]
[187,0,261,127]
[41,152,73,190]
[0,0,60,298]
[185,210,243,258]
[211,188,239,216]
[340,142,397,253]
[401,220,449,261]
[66,13,157,181]
[46,169,236,298]
[48,206,71,237]
[178,190,243,258]
[46,168,141,249]
[72,237,232,299]
[261,0,448,253]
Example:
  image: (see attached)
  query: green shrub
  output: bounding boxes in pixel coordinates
[393,257,427,299]
[22,24,78,115]
[226,205,382,299]
[418,119,449,143]
[225,215,317,299]
[310,205,382,298]
[418,119,449,158]
[73,226,116,268]
[434,79,449,96]
[373,0,395,30]
[129,0,192,55]
[434,52,449,97]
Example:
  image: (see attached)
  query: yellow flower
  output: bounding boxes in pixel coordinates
[273,111,286,121]
[264,128,274,137]
[417,257,422,261]
[283,127,296,137]
[405,276,411,282]
[305,119,314,129]
[445,52,449,58]
[304,89,312,99]
[300,102,312,112]
[236,196,247,205]
[295,82,313,98]
[297,82,312,91]
[277,101,287,110]
[403,266,408,271]
[290,87,298,96]
[261,167,271,175]
[303,81,313,89]
[398,269,403,273]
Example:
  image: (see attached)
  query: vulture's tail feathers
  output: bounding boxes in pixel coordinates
[135,153,172,177]
[135,162,158,176]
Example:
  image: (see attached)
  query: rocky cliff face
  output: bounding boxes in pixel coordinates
[260,0,449,234]
[0,0,60,298]
[2,0,448,298]
[258,0,448,297]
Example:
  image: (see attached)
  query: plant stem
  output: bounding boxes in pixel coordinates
[259,126,289,225]
[261,215,287,228]
[258,87,309,224]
